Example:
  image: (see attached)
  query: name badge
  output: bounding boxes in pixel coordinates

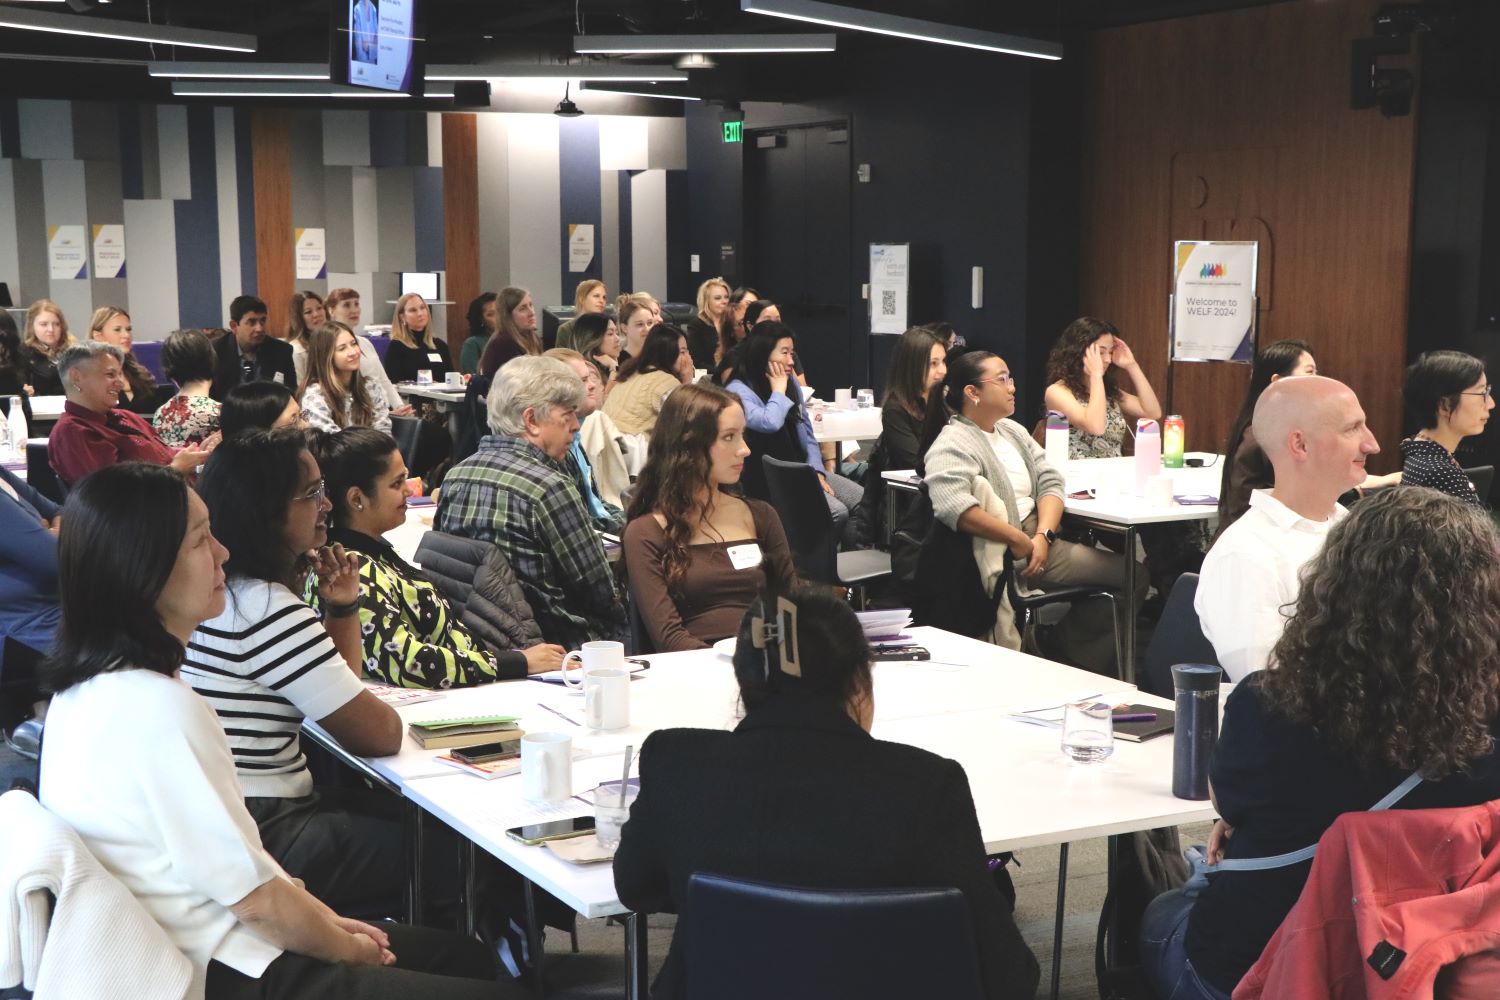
[726,543,763,571]
[272,371,285,384]
[427,352,443,363]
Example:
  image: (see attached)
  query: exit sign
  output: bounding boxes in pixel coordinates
[723,121,742,143]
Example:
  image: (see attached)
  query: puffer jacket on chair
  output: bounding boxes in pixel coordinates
[415,530,546,656]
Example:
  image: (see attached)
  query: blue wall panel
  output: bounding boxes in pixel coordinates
[412,165,444,273]
[174,105,224,329]
[233,108,257,297]
[118,101,143,201]
[558,117,602,294]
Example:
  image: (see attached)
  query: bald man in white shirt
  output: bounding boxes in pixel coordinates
[1195,376,1380,681]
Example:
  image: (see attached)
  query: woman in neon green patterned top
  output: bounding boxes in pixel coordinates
[310,427,564,687]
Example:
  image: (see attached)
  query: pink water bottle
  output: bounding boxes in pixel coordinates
[1135,418,1161,494]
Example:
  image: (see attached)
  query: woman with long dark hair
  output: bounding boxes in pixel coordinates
[601,324,691,437]
[1400,349,1493,506]
[622,384,797,651]
[1042,317,1161,458]
[1215,339,1317,530]
[300,323,391,433]
[0,311,35,426]
[572,311,621,392]
[477,287,541,378]
[614,585,1039,1000]
[285,290,326,384]
[313,427,563,683]
[726,322,862,530]
[187,429,403,917]
[459,291,498,375]
[716,285,759,365]
[855,326,946,533]
[1143,488,1500,1000]
[40,462,508,999]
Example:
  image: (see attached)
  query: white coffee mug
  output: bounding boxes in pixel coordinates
[834,387,853,410]
[444,371,464,388]
[583,668,630,731]
[561,641,625,689]
[521,731,572,803]
[1147,474,1175,508]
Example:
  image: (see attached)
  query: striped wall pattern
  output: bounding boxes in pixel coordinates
[0,99,685,346]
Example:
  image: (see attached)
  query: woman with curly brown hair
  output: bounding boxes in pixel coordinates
[1042,316,1161,458]
[1142,487,1500,1000]
[621,383,798,652]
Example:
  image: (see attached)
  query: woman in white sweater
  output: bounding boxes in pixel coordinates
[38,462,510,999]
[299,322,391,434]
[920,350,1140,671]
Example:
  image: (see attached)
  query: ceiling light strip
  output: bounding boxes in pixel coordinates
[150,61,327,79]
[171,81,454,99]
[573,32,835,54]
[0,6,256,52]
[426,63,687,82]
[739,0,1061,60]
[579,84,702,102]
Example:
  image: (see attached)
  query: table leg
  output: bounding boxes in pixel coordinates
[459,838,477,938]
[402,800,424,926]
[1120,525,1138,683]
[1051,842,1069,1000]
[625,912,649,1000]
[1106,834,1121,970]
[523,879,546,998]
[884,481,899,548]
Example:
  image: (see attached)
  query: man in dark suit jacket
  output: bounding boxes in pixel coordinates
[210,295,297,402]
[613,590,1040,1000]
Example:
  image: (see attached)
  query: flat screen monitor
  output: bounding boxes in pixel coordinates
[400,272,440,301]
[330,0,424,95]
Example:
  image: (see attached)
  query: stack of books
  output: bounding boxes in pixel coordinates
[407,715,521,750]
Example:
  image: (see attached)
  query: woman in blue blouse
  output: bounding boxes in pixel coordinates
[724,322,862,536]
[0,464,59,660]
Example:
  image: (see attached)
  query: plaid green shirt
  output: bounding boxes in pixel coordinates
[436,435,624,649]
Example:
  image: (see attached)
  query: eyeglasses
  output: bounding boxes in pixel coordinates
[974,373,1015,387]
[295,479,327,504]
[1460,385,1493,399]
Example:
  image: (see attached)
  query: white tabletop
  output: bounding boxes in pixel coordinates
[395,382,468,406]
[1060,454,1224,527]
[810,404,882,443]
[324,627,1214,919]
[27,396,64,420]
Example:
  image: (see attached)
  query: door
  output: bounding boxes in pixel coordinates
[743,122,854,389]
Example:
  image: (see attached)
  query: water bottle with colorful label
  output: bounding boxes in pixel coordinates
[1135,418,1161,494]
[1163,414,1185,469]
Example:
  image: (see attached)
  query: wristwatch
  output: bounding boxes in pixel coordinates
[1040,529,1058,544]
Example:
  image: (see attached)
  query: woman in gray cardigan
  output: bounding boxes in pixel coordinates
[920,350,1142,674]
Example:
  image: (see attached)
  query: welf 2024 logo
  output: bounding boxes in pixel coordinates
[1198,263,1227,279]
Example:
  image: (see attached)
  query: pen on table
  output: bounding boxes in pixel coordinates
[1112,712,1158,723]
[536,702,581,727]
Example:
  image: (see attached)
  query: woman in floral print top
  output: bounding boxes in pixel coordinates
[152,329,221,449]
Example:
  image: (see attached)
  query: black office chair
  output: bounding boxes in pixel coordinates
[1465,464,1494,506]
[761,456,890,607]
[683,873,985,1000]
[24,442,65,506]
[1138,573,1220,699]
[389,414,422,472]
[625,586,656,656]
[1005,552,1126,678]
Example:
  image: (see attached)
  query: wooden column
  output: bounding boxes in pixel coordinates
[442,112,480,364]
[250,108,294,338]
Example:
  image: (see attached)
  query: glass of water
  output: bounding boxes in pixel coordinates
[594,781,640,850]
[857,388,875,409]
[1061,701,1114,764]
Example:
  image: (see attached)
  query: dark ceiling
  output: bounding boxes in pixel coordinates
[0,0,1312,107]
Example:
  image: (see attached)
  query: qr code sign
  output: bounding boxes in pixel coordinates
[881,289,896,316]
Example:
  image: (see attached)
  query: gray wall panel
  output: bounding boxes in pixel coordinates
[289,110,327,228]
[322,110,372,167]
[376,167,415,273]
[0,162,19,307]
[476,114,510,288]
[122,199,179,344]
[71,101,120,163]
[600,168,619,299]
[323,166,356,274]
[157,105,191,202]
[630,169,667,301]
[214,107,243,312]
[506,114,561,305]
[17,99,73,161]
[350,166,379,274]
[85,159,127,312]
[138,105,161,201]
[11,159,47,308]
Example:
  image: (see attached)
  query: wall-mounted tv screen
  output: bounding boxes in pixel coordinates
[400,272,440,301]
[331,0,424,95]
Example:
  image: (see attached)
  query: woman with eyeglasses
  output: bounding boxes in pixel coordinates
[1400,350,1493,507]
[919,351,1140,669]
[185,429,405,917]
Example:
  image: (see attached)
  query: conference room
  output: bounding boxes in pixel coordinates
[4,0,1500,998]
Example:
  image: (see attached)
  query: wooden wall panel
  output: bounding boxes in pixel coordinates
[441,113,479,365]
[251,108,293,338]
[1079,0,1418,470]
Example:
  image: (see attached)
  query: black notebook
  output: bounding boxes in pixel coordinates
[1113,704,1176,743]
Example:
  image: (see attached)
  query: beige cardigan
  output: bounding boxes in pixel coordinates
[601,369,682,436]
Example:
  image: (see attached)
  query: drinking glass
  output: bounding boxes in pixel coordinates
[1061,701,1114,764]
[594,781,640,850]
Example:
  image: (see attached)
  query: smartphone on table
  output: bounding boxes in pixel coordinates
[450,741,521,765]
[505,816,597,846]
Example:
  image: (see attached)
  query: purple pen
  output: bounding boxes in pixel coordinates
[1112,712,1158,723]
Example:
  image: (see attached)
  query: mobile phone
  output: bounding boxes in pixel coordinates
[505,816,597,846]
[451,741,521,764]
[873,645,930,662]
[625,658,650,670]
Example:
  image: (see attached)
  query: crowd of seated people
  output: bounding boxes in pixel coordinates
[14,269,1500,1000]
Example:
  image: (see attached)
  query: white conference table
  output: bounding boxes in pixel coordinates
[809,403,882,444]
[310,626,1214,999]
[395,382,468,408]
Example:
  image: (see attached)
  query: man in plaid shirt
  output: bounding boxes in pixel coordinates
[436,355,626,649]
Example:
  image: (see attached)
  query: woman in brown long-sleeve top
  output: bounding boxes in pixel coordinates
[622,382,798,652]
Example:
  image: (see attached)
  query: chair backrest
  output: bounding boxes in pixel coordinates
[1139,572,1220,698]
[1465,464,1495,505]
[760,455,837,583]
[684,873,985,1000]
[389,414,421,470]
[25,442,65,505]
[625,585,655,656]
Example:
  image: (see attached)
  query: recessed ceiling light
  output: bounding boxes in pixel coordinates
[0,5,255,52]
[740,0,1061,60]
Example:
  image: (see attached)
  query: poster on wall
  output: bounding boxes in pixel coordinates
[295,228,328,280]
[1170,240,1259,362]
[47,225,87,281]
[92,224,126,279]
[869,242,909,335]
[568,224,595,273]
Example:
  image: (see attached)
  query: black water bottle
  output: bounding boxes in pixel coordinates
[1171,663,1221,800]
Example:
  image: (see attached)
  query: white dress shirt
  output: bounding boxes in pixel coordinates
[1195,489,1346,681]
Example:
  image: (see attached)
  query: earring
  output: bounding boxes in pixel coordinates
[354,501,363,510]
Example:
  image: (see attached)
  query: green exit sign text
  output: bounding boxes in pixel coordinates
[723,121,743,144]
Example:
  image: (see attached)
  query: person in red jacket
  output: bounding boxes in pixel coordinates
[48,342,205,487]
[1141,487,1500,1000]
